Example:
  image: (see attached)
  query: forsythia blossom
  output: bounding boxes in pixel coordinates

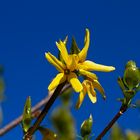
[76,79,105,108]
[45,29,115,108]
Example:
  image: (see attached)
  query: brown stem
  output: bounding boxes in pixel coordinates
[95,105,128,140]
[0,83,70,137]
[24,82,66,140]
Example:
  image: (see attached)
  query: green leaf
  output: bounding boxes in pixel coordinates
[80,114,93,138]
[22,96,32,133]
[70,37,80,54]
[38,127,57,140]
[117,77,126,93]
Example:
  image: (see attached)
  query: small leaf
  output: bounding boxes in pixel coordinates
[70,37,80,54]
[38,127,57,140]
[80,114,93,137]
[22,96,32,133]
[117,77,126,93]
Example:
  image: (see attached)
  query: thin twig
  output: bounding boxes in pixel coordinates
[24,81,66,140]
[0,84,70,137]
[95,105,128,140]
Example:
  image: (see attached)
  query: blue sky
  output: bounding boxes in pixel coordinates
[0,0,140,139]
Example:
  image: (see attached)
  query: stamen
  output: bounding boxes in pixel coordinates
[64,69,70,75]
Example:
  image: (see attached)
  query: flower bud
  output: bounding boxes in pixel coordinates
[123,60,140,90]
[80,114,93,137]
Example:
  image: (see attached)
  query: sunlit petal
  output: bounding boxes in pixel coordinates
[48,73,66,91]
[87,82,97,103]
[68,72,83,92]
[75,83,86,109]
[79,69,98,80]
[67,55,78,71]
[75,90,86,109]
[88,91,97,103]
[78,28,90,62]
[80,60,115,72]
[92,80,106,99]
[58,36,68,63]
[45,52,65,72]
[56,41,69,64]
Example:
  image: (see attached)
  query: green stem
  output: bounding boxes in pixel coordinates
[23,82,66,140]
[95,105,128,140]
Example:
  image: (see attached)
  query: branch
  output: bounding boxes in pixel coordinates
[24,81,66,140]
[95,105,128,140]
[0,84,71,137]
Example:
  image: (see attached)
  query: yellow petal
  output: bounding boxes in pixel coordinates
[75,90,86,109]
[45,52,65,72]
[68,72,83,92]
[88,90,97,103]
[56,41,69,64]
[48,73,66,91]
[80,60,115,72]
[58,37,68,63]
[75,83,87,109]
[67,54,78,71]
[86,82,97,103]
[79,69,98,80]
[78,29,90,62]
[92,80,106,99]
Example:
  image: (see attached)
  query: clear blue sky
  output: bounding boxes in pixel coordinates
[0,0,140,139]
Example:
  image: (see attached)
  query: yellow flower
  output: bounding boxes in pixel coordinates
[45,41,83,93]
[73,29,115,108]
[75,79,105,109]
[45,28,115,98]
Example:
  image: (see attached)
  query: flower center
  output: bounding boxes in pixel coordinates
[64,69,70,75]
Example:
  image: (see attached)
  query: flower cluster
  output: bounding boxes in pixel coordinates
[45,29,115,108]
